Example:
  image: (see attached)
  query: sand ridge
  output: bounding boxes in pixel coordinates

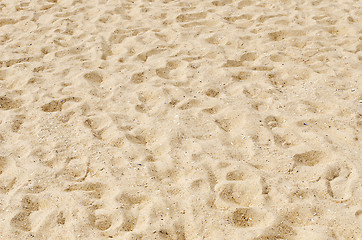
[0,0,361,239]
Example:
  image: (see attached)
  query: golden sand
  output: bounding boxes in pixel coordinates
[0,0,361,239]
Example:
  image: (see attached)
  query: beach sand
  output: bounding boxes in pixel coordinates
[0,0,361,239]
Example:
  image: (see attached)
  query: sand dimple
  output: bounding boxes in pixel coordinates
[0,156,7,174]
[11,212,31,231]
[41,100,64,112]
[89,214,112,231]
[226,170,245,181]
[131,72,145,84]
[293,150,323,166]
[232,208,260,228]
[22,195,40,212]
[84,71,103,84]
[0,96,22,110]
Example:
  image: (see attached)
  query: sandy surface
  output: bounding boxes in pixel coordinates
[0,0,361,239]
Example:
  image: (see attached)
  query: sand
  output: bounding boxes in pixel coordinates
[0,0,361,239]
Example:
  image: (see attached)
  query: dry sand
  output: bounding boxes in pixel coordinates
[0,0,361,239]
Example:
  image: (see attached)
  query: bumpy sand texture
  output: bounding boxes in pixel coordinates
[0,0,361,239]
